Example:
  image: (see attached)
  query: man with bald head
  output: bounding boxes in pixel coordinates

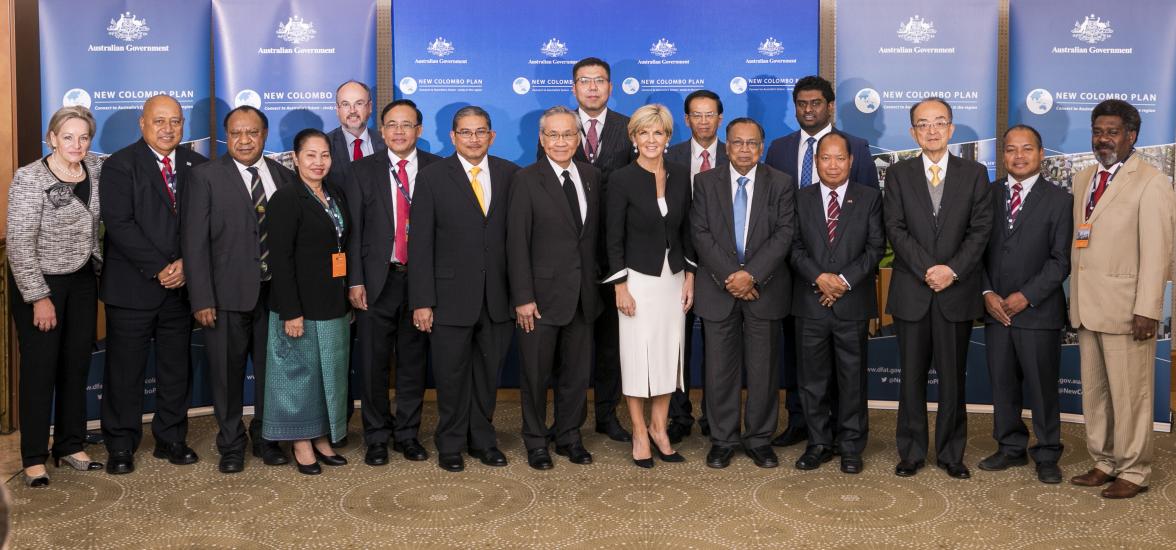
[99,95,209,474]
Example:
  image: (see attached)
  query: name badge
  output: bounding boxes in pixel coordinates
[1075,224,1092,248]
[332,252,347,278]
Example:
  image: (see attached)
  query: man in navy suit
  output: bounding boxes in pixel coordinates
[766,75,877,449]
[327,80,386,186]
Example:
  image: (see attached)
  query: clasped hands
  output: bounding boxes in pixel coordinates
[814,273,848,307]
[983,291,1029,326]
[924,264,955,292]
[725,270,758,301]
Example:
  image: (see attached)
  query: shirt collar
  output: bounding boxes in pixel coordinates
[1007,173,1040,191]
[344,127,371,147]
[578,108,608,129]
[802,123,834,142]
[922,152,949,173]
[150,146,177,166]
[691,138,718,159]
[388,147,418,167]
[547,157,578,180]
[233,157,267,174]
[730,165,758,185]
[819,180,849,198]
[457,154,489,175]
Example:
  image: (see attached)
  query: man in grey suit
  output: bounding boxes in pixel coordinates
[183,106,295,473]
[327,80,386,186]
[790,133,884,474]
[691,118,795,469]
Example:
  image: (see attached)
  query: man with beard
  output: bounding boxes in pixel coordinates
[328,80,385,186]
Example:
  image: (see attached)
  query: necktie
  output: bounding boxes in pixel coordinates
[700,150,712,173]
[1008,182,1023,227]
[469,166,487,214]
[247,167,271,281]
[561,169,583,234]
[1086,170,1111,219]
[734,176,749,264]
[160,156,177,210]
[929,165,942,187]
[585,119,600,161]
[394,159,411,264]
[352,138,364,161]
[827,189,840,244]
[800,136,815,188]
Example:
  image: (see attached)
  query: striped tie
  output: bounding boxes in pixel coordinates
[1008,182,1023,227]
[827,189,840,244]
[247,167,271,281]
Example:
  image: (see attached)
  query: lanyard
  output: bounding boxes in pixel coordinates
[308,183,345,251]
[390,165,412,204]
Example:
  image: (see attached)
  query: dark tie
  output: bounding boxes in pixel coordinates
[827,189,840,244]
[160,156,177,211]
[585,119,599,161]
[247,167,271,281]
[1086,170,1110,219]
[394,159,411,264]
[352,137,364,161]
[800,136,815,188]
[1008,182,1023,227]
[561,169,583,234]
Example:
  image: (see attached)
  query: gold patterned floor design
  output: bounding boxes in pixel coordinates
[7,403,1176,549]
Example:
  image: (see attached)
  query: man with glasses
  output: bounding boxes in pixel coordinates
[328,80,385,185]
[410,106,519,472]
[344,99,439,466]
[883,97,991,480]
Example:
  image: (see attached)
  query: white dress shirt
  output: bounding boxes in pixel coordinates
[922,152,950,184]
[233,157,277,199]
[797,124,833,187]
[579,108,609,156]
[690,138,719,180]
[457,155,492,209]
[344,128,375,161]
[548,157,587,224]
[730,165,757,243]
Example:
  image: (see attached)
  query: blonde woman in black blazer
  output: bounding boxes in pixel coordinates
[7,106,104,486]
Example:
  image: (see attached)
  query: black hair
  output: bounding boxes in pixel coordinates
[1003,124,1043,149]
[725,117,765,141]
[683,89,723,115]
[1091,99,1141,133]
[381,99,423,126]
[223,105,268,130]
[572,57,611,80]
[452,105,492,131]
[908,97,953,126]
[792,75,835,104]
[293,128,329,154]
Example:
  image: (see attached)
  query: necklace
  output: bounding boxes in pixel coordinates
[50,154,84,180]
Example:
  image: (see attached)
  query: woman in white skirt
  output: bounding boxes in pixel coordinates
[604,104,696,468]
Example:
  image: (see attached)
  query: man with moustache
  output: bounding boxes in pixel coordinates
[328,80,385,185]
[345,99,439,466]
[1068,100,1175,498]
[509,106,602,470]
[410,106,519,472]
[99,95,208,474]
[884,98,991,480]
[184,106,296,473]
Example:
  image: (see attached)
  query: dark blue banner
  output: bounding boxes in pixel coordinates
[39,0,212,155]
[392,0,819,165]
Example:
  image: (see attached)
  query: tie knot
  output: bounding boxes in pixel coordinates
[161,156,172,168]
[561,170,571,181]
[737,176,749,187]
[1012,182,1023,193]
[829,190,838,200]
[246,166,259,177]
[806,136,816,146]
[469,166,481,178]
[701,150,710,160]
[589,119,598,130]
[930,165,940,176]
[397,158,409,171]
[355,138,363,146]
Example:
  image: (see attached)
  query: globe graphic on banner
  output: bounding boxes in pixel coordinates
[62,88,92,109]
[512,77,531,95]
[234,89,262,109]
[1026,88,1054,115]
[855,88,880,114]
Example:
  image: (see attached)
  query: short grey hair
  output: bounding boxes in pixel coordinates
[538,105,583,133]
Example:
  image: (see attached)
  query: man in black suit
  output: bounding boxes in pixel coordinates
[978,124,1071,484]
[884,98,992,479]
[345,99,439,466]
[790,133,884,474]
[409,106,519,472]
[691,118,795,469]
[508,106,603,470]
[327,80,386,186]
[183,106,296,473]
[664,89,728,443]
[766,75,878,449]
[99,95,208,474]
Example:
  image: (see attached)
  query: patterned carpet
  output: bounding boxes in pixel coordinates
[6,401,1176,549]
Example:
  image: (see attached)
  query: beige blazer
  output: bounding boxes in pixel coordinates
[1069,154,1175,333]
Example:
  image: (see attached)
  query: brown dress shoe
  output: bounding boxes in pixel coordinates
[1070,468,1115,487]
[1101,478,1148,499]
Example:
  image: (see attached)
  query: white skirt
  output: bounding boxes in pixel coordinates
[618,253,685,398]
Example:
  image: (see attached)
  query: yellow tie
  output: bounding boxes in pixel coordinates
[469,166,487,214]
[929,165,942,187]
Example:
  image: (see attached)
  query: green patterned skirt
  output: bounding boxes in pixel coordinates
[261,313,350,442]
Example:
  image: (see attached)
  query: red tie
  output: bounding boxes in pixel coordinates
[827,190,840,244]
[352,138,364,161]
[700,150,712,172]
[160,156,176,210]
[393,159,410,264]
[1008,182,1023,225]
[585,119,599,161]
[1086,170,1110,219]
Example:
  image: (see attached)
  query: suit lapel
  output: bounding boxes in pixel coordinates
[1086,157,1136,224]
[909,156,939,232]
[221,157,254,214]
[582,164,598,241]
[541,163,580,236]
[1007,180,1043,237]
[829,184,856,251]
[744,164,769,244]
[933,156,964,235]
[137,141,176,212]
[713,165,737,248]
[486,159,507,219]
[447,156,485,216]
[379,154,399,225]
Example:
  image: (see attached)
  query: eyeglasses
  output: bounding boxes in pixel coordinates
[338,100,369,111]
[913,120,951,132]
[729,139,762,150]
[688,112,718,121]
[383,121,420,132]
[575,77,609,86]
[228,128,262,139]
[454,128,491,140]
[541,130,578,142]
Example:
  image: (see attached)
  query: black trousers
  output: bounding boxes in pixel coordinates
[703,306,780,448]
[430,305,511,455]
[11,268,97,468]
[984,323,1063,463]
[202,284,269,454]
[783,315,840,432]
[592,284,622,427]
[101,292,193,453]
[895,302,971,464]
[668,311,706,429]
[358,268,429,445]
[797,315,870,455]
[518,307,593,450]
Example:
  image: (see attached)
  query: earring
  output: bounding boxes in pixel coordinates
[633,145,638,154]
[664,145,669,154]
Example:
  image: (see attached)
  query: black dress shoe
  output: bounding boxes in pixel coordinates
[936,461,971,479]
[219,451,245,474]
[527,448,554,470]
[595,422,632,442]
[770,425,808,448]
[706,445,735,469]
[365,443,389,466]
[313,448,348,466]
[745,445,780,468]
[438,453,465,472]
[554,443,593,465]
[795,446,833,470]
[330,435,349,449]
[153,441,199,465]
[977,451,1028,471]
[840,455,864,474]
[650,436,685,463]
[295,457,322,475]
[253,440,289,466]
[1036,461,1063,484]
[469,447,508,466]
[894,460,925,477]
[393,439,429,461]
[106,450,135,475]
[666,422,691,445]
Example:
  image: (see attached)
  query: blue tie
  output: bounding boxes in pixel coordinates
[734,176,749,264]
[800,136,815,188]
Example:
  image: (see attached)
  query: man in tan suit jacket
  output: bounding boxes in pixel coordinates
[1068,99,1175,499]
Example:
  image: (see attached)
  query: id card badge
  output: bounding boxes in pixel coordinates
[1075,224,1092,248]
[332,252,347,277]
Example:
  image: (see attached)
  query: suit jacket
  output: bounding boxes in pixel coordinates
[691,163,795,321]
[507,159,604,325]
[343,148,442,304]
[981,177,1072,330]
[605,161,696,282]
[1069,154,1176,333]
[790,182,884,321]
[183,155,296,313]
[99,139,209,309]
[266,179,352,321]
[408,154,520,326]
[327,126,386,186]
[883,154,992,322]
[765,128,877,189]
[665,139,728,181]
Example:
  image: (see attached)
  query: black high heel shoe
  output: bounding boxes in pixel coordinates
[649,435,685,463]
[294,456,322,475]
[313,447,348,466]
[632,456,654,469]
